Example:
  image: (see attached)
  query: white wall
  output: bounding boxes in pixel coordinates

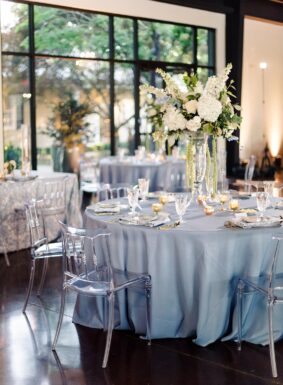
[27,0,226,74]
[240,17,283,162]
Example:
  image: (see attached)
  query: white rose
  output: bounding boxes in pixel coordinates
[186,116,201,132]
[183,100,198,114]
[197,94,222,123]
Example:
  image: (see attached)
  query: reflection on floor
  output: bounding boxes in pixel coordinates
[1,250,283,385]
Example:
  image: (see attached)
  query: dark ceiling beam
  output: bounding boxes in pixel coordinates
[151,0,233,14]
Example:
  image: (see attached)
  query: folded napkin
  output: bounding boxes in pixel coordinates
[225,216,282,229]
[88,204,120,214]
[118,213,170,227]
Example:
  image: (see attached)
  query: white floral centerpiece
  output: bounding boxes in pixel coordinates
[141,64,242,194]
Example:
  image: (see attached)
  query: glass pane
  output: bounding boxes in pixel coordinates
[139,69,164,152]
[2,55,31,167]
[114,64,135,154]
[0,1,29,52]
[34,6,109,58]
[196,67,214,83]
[197,28,214,66]
[35,58,110,172]
[114,17,133,60]
[138,20,193,63]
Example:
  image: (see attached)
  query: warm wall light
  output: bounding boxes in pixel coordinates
[259,62,268,69]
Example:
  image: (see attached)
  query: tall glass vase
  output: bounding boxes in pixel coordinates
[185,131,207,196]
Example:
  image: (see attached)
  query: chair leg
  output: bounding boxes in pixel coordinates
[23,259,36,313]
[145,278,152,345]
[52,287,67,350]
[267,299,278,378]
[237,280,244,351]
[1,236,10,267]
[102,292,115,368]
[37,258,48,296]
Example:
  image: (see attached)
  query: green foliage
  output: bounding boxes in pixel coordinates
[4,144,21,166]
[44,95,93,145]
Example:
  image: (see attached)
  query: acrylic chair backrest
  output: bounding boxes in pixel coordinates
[25,200,46,248]
[59,222,112,284]
[80,160,99,185]
[97,184,130,201]
[267,235,283,295]
[244,155,256,182]
[36,176,68,217]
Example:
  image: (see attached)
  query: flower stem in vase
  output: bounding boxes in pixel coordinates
[212,136,218,197]
[186,141,194,190]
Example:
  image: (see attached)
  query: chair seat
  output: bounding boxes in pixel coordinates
[241,273,283,301]
[66,268,150,296]
[34,242,62,259]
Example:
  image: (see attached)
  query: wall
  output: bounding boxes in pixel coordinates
[27,0,226,74]
[240,17,283,163]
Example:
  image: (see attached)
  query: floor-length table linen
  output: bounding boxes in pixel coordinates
[99,156,186,192]
[0,171,82,253]
[74,197,283,346]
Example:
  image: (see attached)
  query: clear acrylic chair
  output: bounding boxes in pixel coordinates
[23,199,63,313]
[97,183,130,202]
[52,222,152,368]
[237,234,283,378]
[34,176,68,296]
[244,155,256,193]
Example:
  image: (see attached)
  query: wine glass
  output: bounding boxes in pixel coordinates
[127,187,140,216]
[138,178,149,201]
[219,191,230,211]
[256,191,269,221]
[175,193,192,223]
[263,181,274,208]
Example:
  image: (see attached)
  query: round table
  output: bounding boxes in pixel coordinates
[74,196,283,346]
[0,171,82,253]
[99,156,186,192]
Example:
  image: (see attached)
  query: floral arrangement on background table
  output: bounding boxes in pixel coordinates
[141,64,242,195]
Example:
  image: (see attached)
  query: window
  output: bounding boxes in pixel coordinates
[1,1,215,171]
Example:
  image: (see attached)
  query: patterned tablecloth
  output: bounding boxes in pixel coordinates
[0,172,82,253]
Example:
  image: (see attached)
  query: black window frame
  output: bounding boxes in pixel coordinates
[1,0,216,170]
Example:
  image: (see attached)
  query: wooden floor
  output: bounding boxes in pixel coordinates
[1,249,283,385]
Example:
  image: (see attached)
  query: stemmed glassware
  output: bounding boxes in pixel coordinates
[127,187,140,216]
[263,181,274,208]
[256,191,269,221]
[219,191,230,211]
[138,178,149,201]
[175,193,192,223]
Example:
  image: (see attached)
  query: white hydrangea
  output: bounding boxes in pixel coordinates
[163,105,187,131]
[197,94,222,123]
[186,116,201,132]
[183,100,198,114]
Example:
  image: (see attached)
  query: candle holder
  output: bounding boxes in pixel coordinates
[152,203,162,214]
[229,199,239,212]
[204,205,214,215]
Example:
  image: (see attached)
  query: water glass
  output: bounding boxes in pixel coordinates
[175,193,192,223]
[256,191,269,220]
[138,178,149,201]
[127,187,139,215]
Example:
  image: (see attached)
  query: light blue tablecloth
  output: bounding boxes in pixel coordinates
[74,197,283,346]
[99,156,186,192]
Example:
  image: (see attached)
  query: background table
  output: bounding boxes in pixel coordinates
[74,197,283,346]
[0,171,82,253]
[99,156,186,192]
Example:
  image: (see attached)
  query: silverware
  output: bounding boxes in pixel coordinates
[158,221,180,230]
